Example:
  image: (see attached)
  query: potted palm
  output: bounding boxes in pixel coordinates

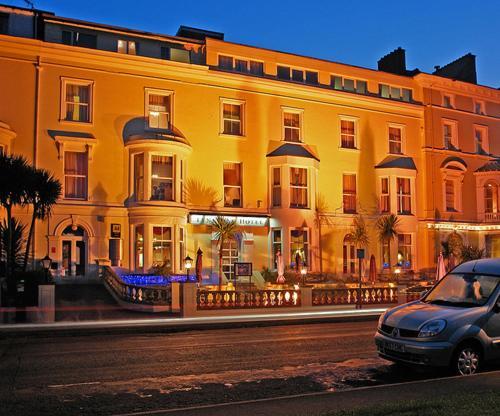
[211,216,237,290]
[376,214,400,273]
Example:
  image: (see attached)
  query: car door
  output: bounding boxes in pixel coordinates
[483,293,500,360]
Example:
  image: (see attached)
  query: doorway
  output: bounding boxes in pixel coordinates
[61,225,87,277]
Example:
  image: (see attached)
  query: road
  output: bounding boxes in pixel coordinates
[0,321,457,415]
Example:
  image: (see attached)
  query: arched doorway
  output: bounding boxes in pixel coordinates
[61,225,87,276]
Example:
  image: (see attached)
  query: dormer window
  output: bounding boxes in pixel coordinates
[379,84,412,102]
[443,94,454,108]
[217,55,264,75]
[474,100,485,115]
[118,39,137,55]
[277,66,318,85]
[331,76,367,94]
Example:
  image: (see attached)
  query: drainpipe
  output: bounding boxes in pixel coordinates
[32,55,42,268]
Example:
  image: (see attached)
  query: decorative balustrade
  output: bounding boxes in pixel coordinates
[103,267,172,306]
[312,287,398,306]
[485,212,500,222]
[197,288,300,310]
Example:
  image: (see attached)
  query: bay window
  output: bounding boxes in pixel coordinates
[397,177,411,214]
[290,229,308,268]
[272,167,281,207]
[152,226,172,267]
[397,234,412,269]
[133,153,144,201]
[380,177,390,213]
[290,167,308,208]
[151,155,174,201]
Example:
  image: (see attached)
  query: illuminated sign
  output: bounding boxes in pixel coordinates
[427,222,500,231]
[189,214,268,227]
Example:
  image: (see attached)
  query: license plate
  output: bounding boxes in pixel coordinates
[384,341,405,353]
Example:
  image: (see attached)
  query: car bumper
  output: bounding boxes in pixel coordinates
[374,331,454,367]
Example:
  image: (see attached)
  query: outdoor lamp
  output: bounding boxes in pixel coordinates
[394,266,402,275]
[184,255,193,281]
[41,255,52,283]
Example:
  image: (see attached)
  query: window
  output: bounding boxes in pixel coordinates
[170,48,190,63]
[283,110,302,142]
[135,225,144,270]
[474,126,488,154]
[223,162,242,207]
[62,30,97,48]
[180,159,185,204]
[62,80,92,123]
[443,94,454,108]
[64,151,88,199]
[160,46,170,60]
[179,228,185,272]
[146,90,171,129]
[397,234,412,268]
[397,177,411,214]
[152,226,172,267]
[0,13,8,34]
[272,229,282,270]
[474,100,485,115]
[340,118,356,149]
[117,39,137,55]
[272,167,281,208]
[218,55,263,75]
[342,174,357,213]
[484,182,498,215]
[222,238,239,281]
[445,180,455,211]
[380,177,390,213]
[343,235,356,274]
[151,155,174,201]
[379,84,412,102]
[221,101,243,136]
[443,121,458,149]
[278,66,318,85]
[133,153,144,201]
[389,126,403,154]
[290,167,308,208]
[331,76,367,94]
[290,229,308,267]
[277,65,291,80]
[305,71,319,85]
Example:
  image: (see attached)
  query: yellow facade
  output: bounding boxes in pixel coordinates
[0,7,498,282]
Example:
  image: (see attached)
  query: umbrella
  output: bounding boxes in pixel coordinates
[436,252,446,281]
[195,248,203,284]
[369,255,377,285]
[448,253,456,272]
[276,250,286,284]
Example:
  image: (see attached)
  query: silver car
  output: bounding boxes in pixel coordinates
[375,258,500,375]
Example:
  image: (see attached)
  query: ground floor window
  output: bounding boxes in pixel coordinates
[397,234,412,268]
[152,226,172,269]
[343,235,355,274]
[485,234,500,258]
[222,238,239,282]
[272,229,282,270]
[290,229,308,269]
[179,227,185,273]
[135,225,144,269]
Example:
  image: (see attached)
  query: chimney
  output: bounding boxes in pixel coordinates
[432,53,477,84]
[378,47,407,75]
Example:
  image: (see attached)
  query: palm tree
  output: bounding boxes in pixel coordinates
[350,215,370,249]
[0,153,30,279]
[376,214,400,272]
[211,216,237,290]
[23,168,62,271]
[314,194,332,275]
[1,218,26,296]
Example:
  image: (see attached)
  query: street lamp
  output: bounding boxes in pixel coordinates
[41,255,52,283]
[300,264,307,286]
[184,255,193,282]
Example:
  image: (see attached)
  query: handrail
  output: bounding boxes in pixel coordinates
[312,286,398,306]
[102,266,171,306]
[197,288,300,309]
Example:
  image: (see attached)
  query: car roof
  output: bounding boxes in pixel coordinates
[452,258,500,275]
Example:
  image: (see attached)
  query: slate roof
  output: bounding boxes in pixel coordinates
[266,143,320,161]
[375,156,416,170]
[475,160,500,173]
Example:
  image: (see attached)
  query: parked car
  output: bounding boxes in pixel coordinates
[375,258,500,375]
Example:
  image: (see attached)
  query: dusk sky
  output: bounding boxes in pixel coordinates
[4,0,500,87]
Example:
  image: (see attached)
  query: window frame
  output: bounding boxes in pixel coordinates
[220,98,245,137]
[289,227,309,268]
[60,77,94,124]
[63,150,88,200]
[271,166,282,208]
[289,166,309,209]
[442,119,459,150]
[380,177,390,213]
[282,107,304,143]
[397,233,413,269]
[150,153,175,202]
[217,54,264,75]
[271,228,283,270]
[144,88,173,131]
[396,176,412,215]
[339,116,358,150]
[474,100,486,115]
[117,39,137,55]
[342,173,357,214]
[388,123,405,155]
[223,161,243,208]
[442,94,455,109]
[151,225,173,268]
[473,124,489,154]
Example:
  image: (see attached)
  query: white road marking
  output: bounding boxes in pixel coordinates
[48,381,101,388]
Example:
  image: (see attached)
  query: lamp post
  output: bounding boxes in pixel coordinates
[184,255,193,282]
[41,255,52,284]
[300,265,307,286]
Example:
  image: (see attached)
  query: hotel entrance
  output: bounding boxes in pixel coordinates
[61,225,87,277]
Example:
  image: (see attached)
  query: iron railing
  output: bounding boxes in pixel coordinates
[197,288,300,310]
[312,286,398,306]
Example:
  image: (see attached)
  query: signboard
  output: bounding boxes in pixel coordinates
[111,223,121,238]
[356,249,365,259]
[234,262,253,277]
[189,214,268,227]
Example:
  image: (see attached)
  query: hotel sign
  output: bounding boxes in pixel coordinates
[189,214,268,227]
[427,222,500,231]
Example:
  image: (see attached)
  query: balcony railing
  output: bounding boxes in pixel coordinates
[485,212,500,222]
[197,288,300,310]
[312,287,398,306]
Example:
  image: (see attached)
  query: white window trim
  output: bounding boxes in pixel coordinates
[281,106,304,143]
[442,118,459,150]
[342,172,357,214]
[219,98,245,137]
[150,152,176,202]
[269,165,282,208]
[223,161,243,208]
[150,224,173,268]
[144,88,173,131]
[338,115,359,151]
[397,232,415,270]
[387,123,405,155]
[289,227,310,267]
[396,176,413,215]
[441,163,465,214]
[379,176,390,213]
[270,227,283,271]
[63,150,88,201]
[289,165,309,209]
[331,74,368,91]
[60,77,94,125]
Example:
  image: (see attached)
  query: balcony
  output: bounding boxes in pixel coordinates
[485,212,500,222]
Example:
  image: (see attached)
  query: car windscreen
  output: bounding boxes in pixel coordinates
[423,273,500,307]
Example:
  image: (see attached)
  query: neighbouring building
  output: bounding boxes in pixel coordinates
[0,4,498,283]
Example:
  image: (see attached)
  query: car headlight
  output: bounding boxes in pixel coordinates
[378,311,388,329]
[418,319,447,338]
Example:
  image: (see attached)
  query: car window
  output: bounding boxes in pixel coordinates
[424,274,500,307]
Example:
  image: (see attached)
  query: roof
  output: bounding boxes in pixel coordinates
[452,258,500,275]
[266,143,320,161]
[375,156,417,170]
[475,160,500,173]
[48,130,95,140]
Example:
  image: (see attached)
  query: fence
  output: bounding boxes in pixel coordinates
[312,286,398,306]
[197,288,300,310]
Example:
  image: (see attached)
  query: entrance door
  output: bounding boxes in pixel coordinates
[76,240,86,276]
[62,240,72,272]
[222,238,239,283]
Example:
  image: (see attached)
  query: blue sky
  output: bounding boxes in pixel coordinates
[5,0,500,87]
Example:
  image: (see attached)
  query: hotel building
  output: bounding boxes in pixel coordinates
[0,4,498,283]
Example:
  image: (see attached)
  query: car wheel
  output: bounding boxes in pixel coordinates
[453,345,481,376]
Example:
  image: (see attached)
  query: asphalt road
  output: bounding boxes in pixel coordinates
[0,321,470,415]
